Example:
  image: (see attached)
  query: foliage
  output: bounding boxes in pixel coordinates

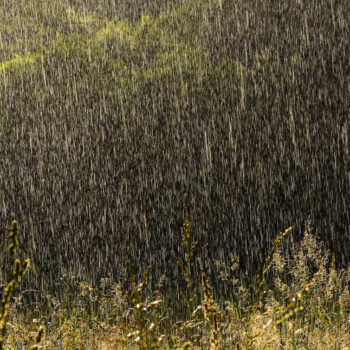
[2,219,350,349]
[0,221,32,349]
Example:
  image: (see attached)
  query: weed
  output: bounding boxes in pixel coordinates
[0,221,30,349]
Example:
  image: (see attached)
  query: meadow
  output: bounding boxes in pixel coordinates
[1,218,350,348]
[0,0,349,347]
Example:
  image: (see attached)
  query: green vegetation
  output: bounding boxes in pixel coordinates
[2,219,350,348]
[0,0,349,347]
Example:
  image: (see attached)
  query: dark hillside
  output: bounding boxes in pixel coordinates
[0,0,349,298]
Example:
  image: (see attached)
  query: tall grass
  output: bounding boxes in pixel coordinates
[1,217,350,348]
[0,221,42,349]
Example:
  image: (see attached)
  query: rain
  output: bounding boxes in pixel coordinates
[0,0,349,328]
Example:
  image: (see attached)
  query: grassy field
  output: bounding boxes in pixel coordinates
[1,218,350,348]
[0,0,349,347]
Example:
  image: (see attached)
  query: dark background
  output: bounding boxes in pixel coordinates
[0,0,349,298]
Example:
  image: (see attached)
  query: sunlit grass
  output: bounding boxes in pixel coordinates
[1,218,350,349]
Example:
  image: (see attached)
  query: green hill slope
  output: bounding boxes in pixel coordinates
[0,0,349,299]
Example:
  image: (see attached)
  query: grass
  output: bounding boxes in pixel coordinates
[2,218,350,349]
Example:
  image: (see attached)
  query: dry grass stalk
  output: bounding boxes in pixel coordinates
[201,273,221,350]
